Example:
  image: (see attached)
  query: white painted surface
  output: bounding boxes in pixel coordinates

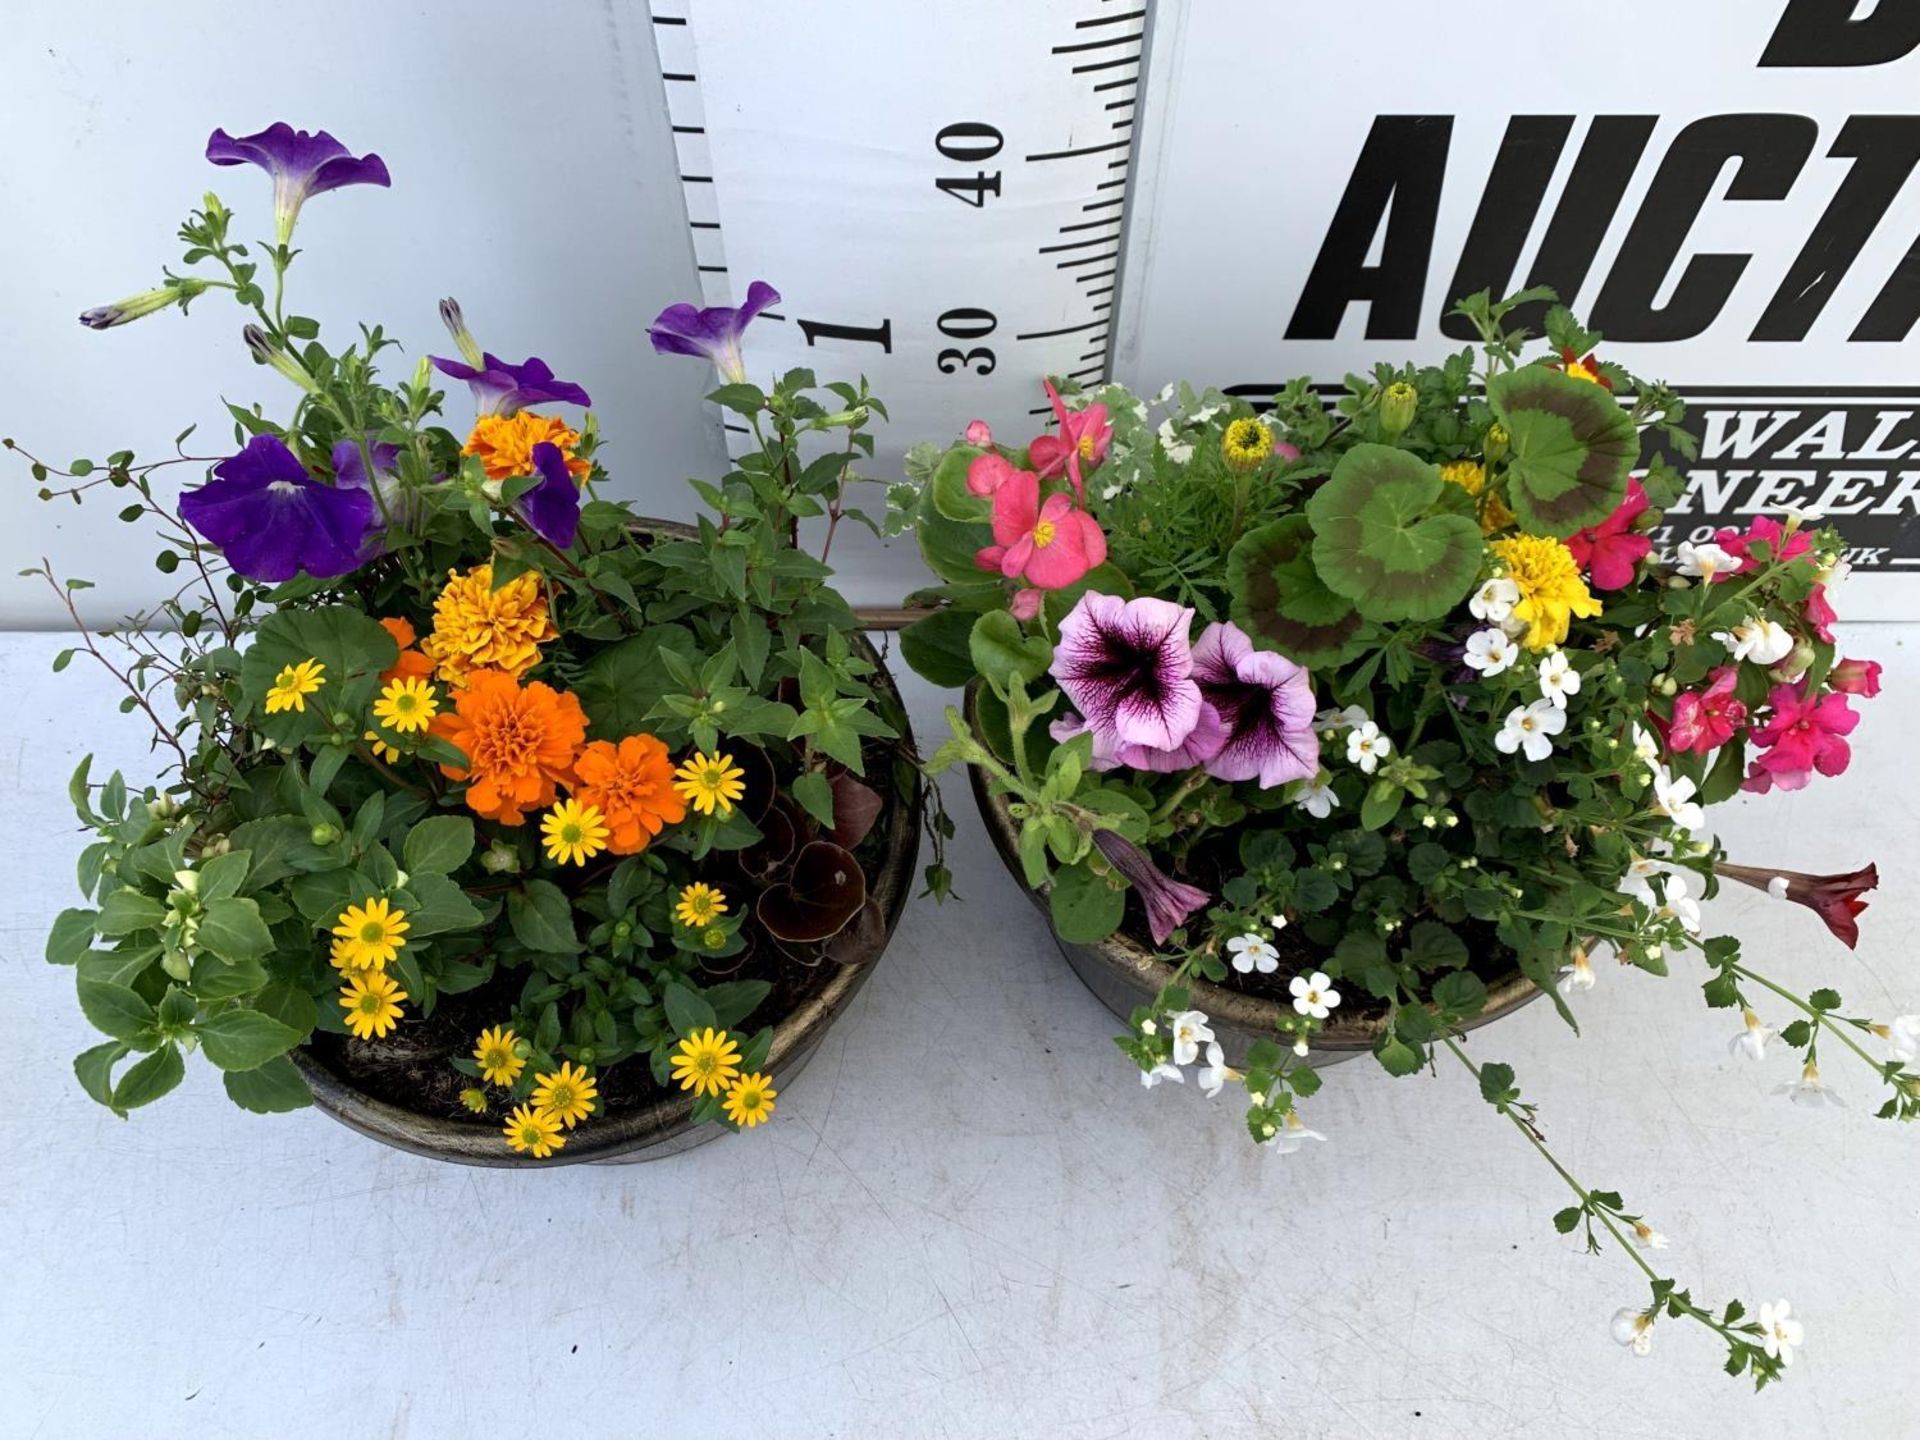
[2,626,1915,1439]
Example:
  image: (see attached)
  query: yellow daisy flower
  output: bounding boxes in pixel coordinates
[670,1026,741,1097]
[723,1071,778,1129]
[331,897,410,970]
[503,1103,566,1158]
[473,1025,526,1087]
[541,799,610,867]
[363,728,404,763]
[460,1087,490,1114]
[339,970,407,1040]
[327,935,373,973]
[372,676,439,734]
[1489,534,1604,651]
[675,882,728,929]
[672,751,746,817]
[1220,416,1273,474]
[265,657,326,714]
[531,1061,599,1129]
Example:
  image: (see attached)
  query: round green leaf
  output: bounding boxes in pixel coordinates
[1049,860,1125,944]
[238,605,399,744]
[1226,516,1364,666]
[1306,444,1483,622]
[195,1008,302,1071]
[969,610,1052,691]
[1487,365,1636,536]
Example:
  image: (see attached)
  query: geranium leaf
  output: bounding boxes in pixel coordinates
[1226,515,1364,665]
[575,624,699,741]
[238,605,399,745]
[1306,445,1482,622]
[1487,365,1636,536]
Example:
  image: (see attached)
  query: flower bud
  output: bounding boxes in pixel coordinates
[965,419,994,447]
[147,794,179,820]
[80,279,207,331]
[1483,423,1510,462]
[201,834,231,857]
[459,1087,489,1114]
[309,822,341,846]
[439,297,486,370]
[1770,640,1816,684]
[1380,381,1418,437]
[161,950,192,983]
[479,839,521,874]
[243,325,319,394]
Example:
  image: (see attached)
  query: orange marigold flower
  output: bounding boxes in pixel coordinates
[463,412,592,484]
[432,669,586,825]
[377,616,435,684]
[421,564,555,684]
[571,734,688,854]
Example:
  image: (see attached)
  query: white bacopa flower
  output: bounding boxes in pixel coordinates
[1292,1036,1311,1058]
[1469,576,1520,624]
[1676,540,1739,580]
[1883,1014,1920,1063]
[1556,948,1596,997]
[1463,627,1518,677]
[1651,870,1702,934]
[1268,1110,1328,1155]
[1294,776,1339,819]
[1629,723,1662,767]
[1346,722,1391,773]
[1140,1060,1184,1088]
[1269,914,1288,932]
[1289,970,1341,1020]
[1611,1307,1655,1356]
[1227,931,1280,974]
[1537,650,1581,708]
[1620,853,1664,902]
[1631,1220,1670,1251]
[1648,765,1706,834]
[1167,1009,1214,1066]
[1757,1299,1804,1366]
[1819,556,1852,589]
[1713,616,1795,666]
[1316,704,1370,734]
[1775,1059,1843,1107]
[1198,1041,1232,1098]
[1496,700,1566,762]
[1729,1008,1775,1062]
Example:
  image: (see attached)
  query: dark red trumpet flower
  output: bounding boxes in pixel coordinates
[1718,862,1878,949]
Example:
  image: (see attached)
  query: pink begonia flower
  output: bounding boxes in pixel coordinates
[1804,582,1838,643]
[1712,515,1813,581]
[1190,621,1320,788]
[1273,439,1302,462]
[1565,479,1653,592]
[964,419,993,447]
[1009,587,1042,621]
[1667,665,1747,755]
[1742,682,1859,792]
[972,467,1106,590]
[1719,862,1878,949]
[1028,379,1112,499]
[967,451,1025,497]
[1830,657,1882,697]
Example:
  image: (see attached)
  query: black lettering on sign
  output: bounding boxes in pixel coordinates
[1439,116,1573,341]
[1854,231,1920,343]
[1754,116,1920,341]
[935,122,1004,208]
[796,318,893,352]
[936,307,997,374]
[1590,114,1816,342]
[1286,115,1452,340]
[1759,0,1920,67]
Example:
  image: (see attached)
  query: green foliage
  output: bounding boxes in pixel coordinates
[1487,366,1635,537]
[1307,445,1482,622]
[1225,516,1363,666]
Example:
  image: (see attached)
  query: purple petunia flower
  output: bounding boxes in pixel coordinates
[1092,830,1211,947]
[179,435,376,582]
[647,280,780,384]
[1052,705,1227,775]
[430,352,592,417]
[1191,621,1320,789]
[205,124,391,243]
[522,442,582,549]
[1052,592,1204,754]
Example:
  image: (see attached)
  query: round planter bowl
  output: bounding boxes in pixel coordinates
[289,526,922,1166]
[965,686,1538,1068]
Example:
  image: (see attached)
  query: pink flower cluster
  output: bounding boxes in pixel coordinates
[967,382,1112,618]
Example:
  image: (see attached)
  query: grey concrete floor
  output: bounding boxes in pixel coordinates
[2,626,1914,1439]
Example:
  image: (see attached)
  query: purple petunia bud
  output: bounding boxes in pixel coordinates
[243,324,319,394]
[439,297,486,370]
[80,279,207,331]
[1092,830,1211,947]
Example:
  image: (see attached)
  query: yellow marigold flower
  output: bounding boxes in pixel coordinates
[331,897,410,970]
[363,728,404,763]
[672,751,746,817]
[265,658,326,714]
[531,1061,599,1129]
[723,1071,777,1129]
[1489,534,1603,651]
[675,882,728,929]
[460,1087,490,1114]
[339,970,407,1040]
[503,1103,566,1158]
[421,564,555,685]
[464,412,591,484]
[1565,356,1603,385]
[373,676,439,734]
[670,1026,741,1097]
[1439,459,1516,535]
[541,799,609,867]
[1220,417,1273,474]
[473,1025,526,1087]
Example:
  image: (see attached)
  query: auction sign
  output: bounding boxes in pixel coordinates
[1119,0,1920,616]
